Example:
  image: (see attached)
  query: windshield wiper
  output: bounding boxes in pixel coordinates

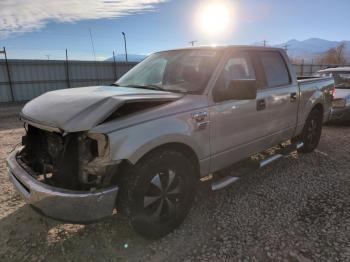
[125,84,165,91]
[112,83,189,93]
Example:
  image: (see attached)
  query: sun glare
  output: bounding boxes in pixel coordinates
[197,1,232,37]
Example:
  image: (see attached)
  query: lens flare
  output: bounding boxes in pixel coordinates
[196,1,233,37]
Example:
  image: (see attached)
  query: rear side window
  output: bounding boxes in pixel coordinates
[259,51,290,87]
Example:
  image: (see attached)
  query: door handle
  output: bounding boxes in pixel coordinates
[290,92,298,102]
[257,99,266,111]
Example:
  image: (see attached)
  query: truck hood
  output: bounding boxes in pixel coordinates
[21,86,183,132]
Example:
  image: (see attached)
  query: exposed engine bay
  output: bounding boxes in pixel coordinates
[18,124,117,190]
[17,98,179,191]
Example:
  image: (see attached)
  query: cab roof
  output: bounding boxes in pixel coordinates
[156,45,285,53]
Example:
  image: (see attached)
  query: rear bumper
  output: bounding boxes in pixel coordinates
[330,107,350,122]
[6,150,119,223]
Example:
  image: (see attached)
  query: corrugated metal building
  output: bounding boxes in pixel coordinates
[0,60,137,102]
[0,59,347,103]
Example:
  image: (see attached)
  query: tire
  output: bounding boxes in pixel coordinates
[298,108,323,153]
[117,149,196,239]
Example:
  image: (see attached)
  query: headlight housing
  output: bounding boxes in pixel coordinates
[78,133,111,185]
[86,133,109,157]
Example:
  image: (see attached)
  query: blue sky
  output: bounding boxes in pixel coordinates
[1,0,350,60]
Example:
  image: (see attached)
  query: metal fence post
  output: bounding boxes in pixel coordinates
[310,60,313,76]
[301,59,304,76]
[113,51,117,80]
[65,49,71,88]
[2,47,15,102]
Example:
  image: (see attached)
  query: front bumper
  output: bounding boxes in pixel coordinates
[330,107,350,122]
[6,149,119,223]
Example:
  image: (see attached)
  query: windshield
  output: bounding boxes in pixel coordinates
[317,71,350,89]
[115,49,223,93]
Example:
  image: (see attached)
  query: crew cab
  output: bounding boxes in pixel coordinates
[7,46,334,238]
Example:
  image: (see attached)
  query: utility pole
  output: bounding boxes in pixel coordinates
[46,55,50,60]
[122,32,128,62]
[89,28,97,61]
[113,50,117,80]
[1,47,14,101]
[261,40,268,46]
[89,28,100,84]
[189,40,198,46]
[65,49,71,88]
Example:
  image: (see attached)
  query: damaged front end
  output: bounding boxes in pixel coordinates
[6,124,119,223]
[7,85,184,222]
[19,124,118,191]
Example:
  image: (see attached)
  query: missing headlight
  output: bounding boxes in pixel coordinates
[78,133,115,186]
[86,133,109,157]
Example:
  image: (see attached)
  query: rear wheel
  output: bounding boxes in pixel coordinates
[298,108,323,153]
[118,149,196,239]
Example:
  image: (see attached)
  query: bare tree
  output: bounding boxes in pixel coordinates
[336,42,346,64]
[317,42,347,65]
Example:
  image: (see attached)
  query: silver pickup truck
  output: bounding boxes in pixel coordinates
[7,46,334,238]
[316,67,350,122]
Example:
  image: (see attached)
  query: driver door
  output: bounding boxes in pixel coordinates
[209,51,265,172]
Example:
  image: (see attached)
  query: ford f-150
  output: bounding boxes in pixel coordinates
[7,46,334,238]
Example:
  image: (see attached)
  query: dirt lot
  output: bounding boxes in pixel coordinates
[0,103,349,262]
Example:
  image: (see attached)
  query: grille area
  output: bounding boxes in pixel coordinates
[20,125,81,189]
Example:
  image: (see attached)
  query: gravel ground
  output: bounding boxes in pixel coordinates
[0,103,349,262]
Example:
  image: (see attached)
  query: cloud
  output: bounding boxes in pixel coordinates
[0,0,166,38]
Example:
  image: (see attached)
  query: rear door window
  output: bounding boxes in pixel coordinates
[259,51,291,87]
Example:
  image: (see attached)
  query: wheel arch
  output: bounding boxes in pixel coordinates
[311,103,324,116]
[115,141,202,184]
[129,142,201,179]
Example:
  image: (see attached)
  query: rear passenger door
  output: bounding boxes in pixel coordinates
[256,50,299,144]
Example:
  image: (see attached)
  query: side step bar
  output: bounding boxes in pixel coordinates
[211,176,239,191]
[211,142,304,191]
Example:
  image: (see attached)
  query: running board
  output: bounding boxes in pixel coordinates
[260,141,304,168]
[211,176,240,191]
[211,142,304,191]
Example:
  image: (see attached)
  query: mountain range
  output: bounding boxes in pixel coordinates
[274,38,350,61]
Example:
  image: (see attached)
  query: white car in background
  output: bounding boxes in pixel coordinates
[316,67,350,122]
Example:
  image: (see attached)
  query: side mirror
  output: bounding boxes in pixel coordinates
[214,79,257,102]
[228,79,257,100]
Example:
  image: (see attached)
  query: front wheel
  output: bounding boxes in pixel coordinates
[298,108,323,153]
[118,149,196,239]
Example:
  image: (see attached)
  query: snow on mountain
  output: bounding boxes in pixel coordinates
[274,38,350,61]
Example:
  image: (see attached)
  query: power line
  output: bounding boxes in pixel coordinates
[89,28,97,61]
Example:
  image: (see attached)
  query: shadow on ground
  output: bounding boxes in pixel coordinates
[0,203,151,262]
